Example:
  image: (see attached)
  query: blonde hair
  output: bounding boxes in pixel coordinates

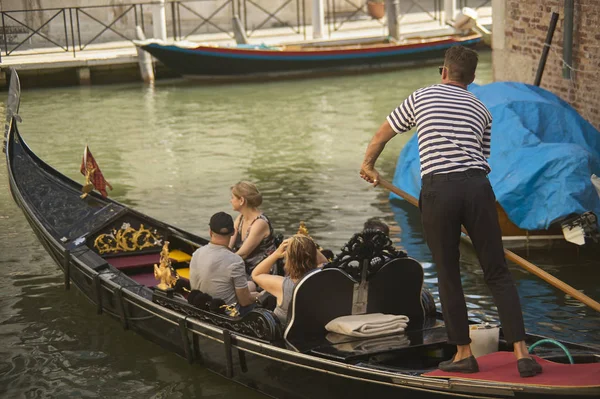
[231,181,263,208]
[285,235,318,280]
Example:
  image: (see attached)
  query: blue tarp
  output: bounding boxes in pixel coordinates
[390,82,600,230]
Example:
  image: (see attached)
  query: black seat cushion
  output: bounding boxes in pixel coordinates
[285,268,355,344]
[367,257,426,326]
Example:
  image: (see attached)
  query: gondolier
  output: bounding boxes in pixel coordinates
[360,45,543,377]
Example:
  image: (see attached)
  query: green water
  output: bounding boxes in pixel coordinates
[1,52,599,398]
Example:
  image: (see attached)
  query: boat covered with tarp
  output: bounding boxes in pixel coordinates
[392,81,600,246]
[4,70,600,398]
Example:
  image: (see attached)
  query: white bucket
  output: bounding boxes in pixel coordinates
[469,323,499,358]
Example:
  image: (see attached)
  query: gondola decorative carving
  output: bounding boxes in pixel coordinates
[154,241,178,290]
[94,222,162,254]
[328,230,406,281]
[297,221,309,236]
[152,291,283,341]
[154,241,179,291]
[80,162,95,199]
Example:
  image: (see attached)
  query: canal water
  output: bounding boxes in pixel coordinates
[1,51,599,398]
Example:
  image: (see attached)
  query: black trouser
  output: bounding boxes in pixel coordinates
[419,169,526,346]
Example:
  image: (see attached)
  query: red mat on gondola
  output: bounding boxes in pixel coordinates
[424,352,600,387]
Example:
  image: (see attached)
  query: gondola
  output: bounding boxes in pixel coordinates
[4,69,600,399]
[135,32,482,81]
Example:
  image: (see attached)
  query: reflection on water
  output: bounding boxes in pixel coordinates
[1,51,599,397]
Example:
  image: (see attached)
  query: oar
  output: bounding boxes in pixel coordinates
[378,177,600,313]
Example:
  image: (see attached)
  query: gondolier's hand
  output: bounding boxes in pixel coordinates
[360,164,381,187]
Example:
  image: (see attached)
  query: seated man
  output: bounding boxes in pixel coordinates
[189,212,258,316]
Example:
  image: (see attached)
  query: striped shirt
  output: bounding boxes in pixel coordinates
[387,84,492,177]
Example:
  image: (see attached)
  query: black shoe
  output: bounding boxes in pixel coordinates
[438,355,479,373]
[518,357,543,378]
[438,356,455,368]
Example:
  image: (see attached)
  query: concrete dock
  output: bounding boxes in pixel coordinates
[0,9,491,89]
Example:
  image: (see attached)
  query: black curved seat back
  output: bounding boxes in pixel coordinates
[284,268,355,343]
[367,257,425,327]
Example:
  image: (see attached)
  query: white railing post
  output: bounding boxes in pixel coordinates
[444,0,457,24]
[153,0,167,41]
[386,0,400,40]
[312,0,325,39]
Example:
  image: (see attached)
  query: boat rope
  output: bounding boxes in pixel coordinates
[528,338,574,364]
[545,43,600,76]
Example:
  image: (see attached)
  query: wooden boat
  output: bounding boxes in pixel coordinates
[4,69,600,398]
[136,32,482,81]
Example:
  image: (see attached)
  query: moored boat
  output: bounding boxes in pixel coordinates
[136,32,482,81]
[4,69,600,398]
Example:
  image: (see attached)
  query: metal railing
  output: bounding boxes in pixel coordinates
[0,3,150,59]
[0,0,309,59]
[169,0,236,40]
[168,0,306,40]
[458,0,491,12]
[0,0,490,60]
[1,8,71,55]
[325,0,445,35]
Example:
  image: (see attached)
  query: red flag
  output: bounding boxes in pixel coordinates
[80,146,113,197]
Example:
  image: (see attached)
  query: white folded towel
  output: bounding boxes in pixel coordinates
[326,332,410,352]
[325,313,409,338]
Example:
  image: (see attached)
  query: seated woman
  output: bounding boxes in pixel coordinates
[229,181,276,276]
[252,235,321,327]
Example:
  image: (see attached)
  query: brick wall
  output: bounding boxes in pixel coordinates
[493,0,600,130]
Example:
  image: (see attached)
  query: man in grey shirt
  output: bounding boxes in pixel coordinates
[190,212,258,315]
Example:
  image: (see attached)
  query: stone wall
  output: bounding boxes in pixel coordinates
[492,0,600,129]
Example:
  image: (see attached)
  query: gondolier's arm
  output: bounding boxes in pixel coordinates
[360,120,397,187]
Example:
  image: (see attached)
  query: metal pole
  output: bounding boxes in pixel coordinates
[534,12,559,87]
[2,13,9,57]
[177,4,182,40]
[303,0,306,40]
[170,2,177,40]
[296,0,300,34]
[312,0,325,39]
[70,8,76,57]
[75,8,81,51]
[63,10,69,51]
[563,0,573,79]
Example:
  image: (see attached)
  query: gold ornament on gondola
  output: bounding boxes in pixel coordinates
[94,223,162,254]
[297,221,310,236]
[296,221,323,251]
[154,241,178,290]
[80,162,95,199]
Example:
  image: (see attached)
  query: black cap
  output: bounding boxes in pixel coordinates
[209,212,235,236]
